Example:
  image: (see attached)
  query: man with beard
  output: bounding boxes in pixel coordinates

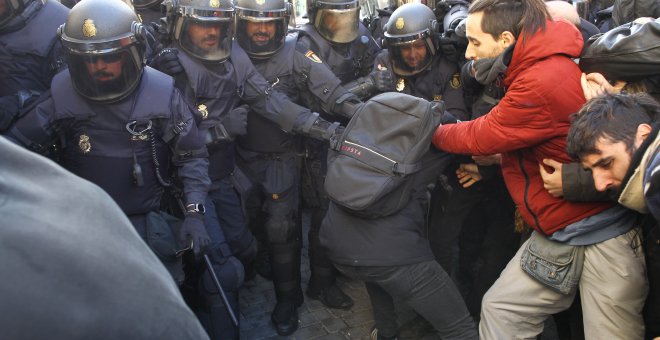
[566,93,660,339]
[8,0,212,294]
[152,0,348,337]
[430,0,648,338]
[372,3,467,116]
[232,0,363,334]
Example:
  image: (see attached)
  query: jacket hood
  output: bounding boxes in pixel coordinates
[505,19,583,86]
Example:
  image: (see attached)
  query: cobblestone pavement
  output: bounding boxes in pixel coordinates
[239,249,375,340]
[237,213,560,340]
[239,210,375,340]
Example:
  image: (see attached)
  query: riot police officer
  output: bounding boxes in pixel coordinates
[375,3,467,117]
[0,0,68,132]
[8,0,212,300]
[295,0,390,317]
[233,0,362,334]
[155,0,346,336]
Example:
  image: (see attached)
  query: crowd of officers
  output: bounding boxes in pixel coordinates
[1,0,658,338]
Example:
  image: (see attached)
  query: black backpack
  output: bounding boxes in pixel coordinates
[325,92,442,218]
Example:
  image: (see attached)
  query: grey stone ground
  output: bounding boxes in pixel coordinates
[238,211,375,340]
[237,212,560,340]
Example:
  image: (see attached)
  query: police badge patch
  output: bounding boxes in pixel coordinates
[395,17,404,30]
[198,104,209,120]
[305,51,322,63]
[450,73,462,89]
[396,78,405,92]
[82,19,97,38]
[79,134,91,153]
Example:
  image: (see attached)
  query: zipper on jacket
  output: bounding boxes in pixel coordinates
[517,151,548,237]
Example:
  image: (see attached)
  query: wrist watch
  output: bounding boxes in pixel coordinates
[185,203,206,215]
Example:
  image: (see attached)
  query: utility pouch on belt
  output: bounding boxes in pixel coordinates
[520,232,585,295]
[206,122,232,145]
[145,211,185,284]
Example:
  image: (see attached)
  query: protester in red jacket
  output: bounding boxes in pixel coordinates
[432,0,648,338]
[433,12,608,236]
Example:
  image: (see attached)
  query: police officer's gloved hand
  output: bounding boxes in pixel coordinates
[222,104,249,138]
[307,116,342,142]
[368,68,395,92]
[179,214,211,256]
[149,48,183,75]
[432,101,460,125]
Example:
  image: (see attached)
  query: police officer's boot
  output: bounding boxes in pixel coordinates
[270,242,304,336]
[306,227,354,309]
[197,256,244,340]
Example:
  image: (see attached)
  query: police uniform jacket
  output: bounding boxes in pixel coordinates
[238,33,357,153]
[10,67,210,216]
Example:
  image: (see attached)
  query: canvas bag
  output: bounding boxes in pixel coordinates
[325,92,442,218]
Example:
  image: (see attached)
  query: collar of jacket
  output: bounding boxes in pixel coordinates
[503,19,583,87]
[618,123,660,213]
[471,44,514,86]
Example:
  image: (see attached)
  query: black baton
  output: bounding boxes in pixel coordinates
[203,254,239,327]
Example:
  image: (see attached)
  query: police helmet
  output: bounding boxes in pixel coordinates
[164,0,234,62]
[0,0,33,29]
[132,0,161,10]
[58,0,145,103]
[235,0,291,59]
[306,0,359,44]
[384,3,438,76]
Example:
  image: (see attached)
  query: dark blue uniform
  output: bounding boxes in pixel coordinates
[236,32,359,325]
[169,39,325,339]
[0,0,68,131]
[296,22,381,306]
[9,66,211,282]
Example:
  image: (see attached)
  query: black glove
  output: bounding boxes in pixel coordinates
[222,104,249,138]
[368,68,395,92]
[149,48,183,75]
[432,101,459,125]
[179,214,211,256]
[307,117,342,142]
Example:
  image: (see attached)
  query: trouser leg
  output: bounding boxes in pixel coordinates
[365,282,400,338]
[303,142,353,309]
[479,237,574,340]
[579,228,647,340]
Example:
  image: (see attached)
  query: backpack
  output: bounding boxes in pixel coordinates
[325,92,442,218]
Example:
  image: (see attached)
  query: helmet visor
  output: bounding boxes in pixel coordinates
[389,38,432,76]
[314,7,359,43]
[236,17,287,58]
[67,48,142,102]
[177,17,233,61]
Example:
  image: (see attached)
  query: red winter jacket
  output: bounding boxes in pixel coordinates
[432,19,612,236]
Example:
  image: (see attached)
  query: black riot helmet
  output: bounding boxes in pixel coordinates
[306,0,359,44]
[58,0,145,103]
[235,0,291,59]
[164,0,234,62]
[0,0,33,29]
[384,3,438,76]
[131,0,161,10]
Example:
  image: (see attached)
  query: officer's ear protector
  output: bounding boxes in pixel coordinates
[56,23,64,38]
[160,0,179,37]
[284,1,293,26]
